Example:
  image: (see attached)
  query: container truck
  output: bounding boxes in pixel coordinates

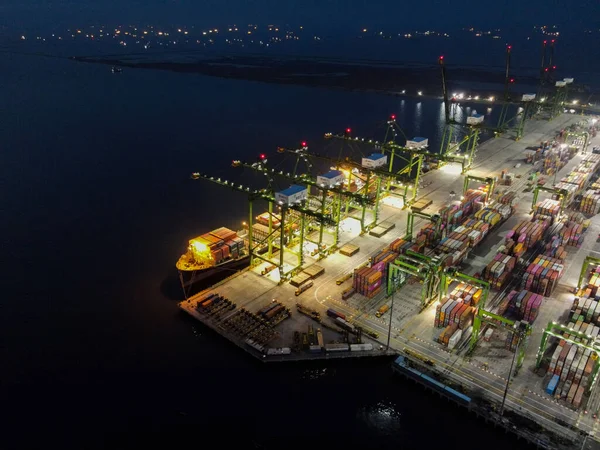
[295,280,314,296]
[375,304,390,318]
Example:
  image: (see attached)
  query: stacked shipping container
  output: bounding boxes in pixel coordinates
[483,253,517,289]
[506,289,544,323]
[521,255,564,296]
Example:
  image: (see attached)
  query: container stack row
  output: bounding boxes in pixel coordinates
[533,199,561,222]
[560,172,587,191]
[506,289,544,324]
[580,190,600,215]
[521,255,564,296]
[434,299,475,349]
[570,297,600,327]
[438,189,486,231]
[353,250,397,299]
[542,240,568,261]
[557,221,587,247]
[448,283,483,306]
[387,237,418,254]
[483,253,517,290]
[553,182,578,205]
[496,191,517,206]
[546,340,593,409]
[504,218,550,258]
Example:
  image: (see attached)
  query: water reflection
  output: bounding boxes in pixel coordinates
[357,400,404,435]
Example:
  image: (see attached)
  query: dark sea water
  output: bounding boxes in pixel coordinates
[0,38,564,448]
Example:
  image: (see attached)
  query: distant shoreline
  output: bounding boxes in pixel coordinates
[73,54,596,101]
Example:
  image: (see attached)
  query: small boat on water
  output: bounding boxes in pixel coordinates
[111,66,122,74]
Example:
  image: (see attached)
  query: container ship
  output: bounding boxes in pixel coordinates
[176,227,249,295]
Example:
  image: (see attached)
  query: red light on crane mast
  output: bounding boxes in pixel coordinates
[552,65,556,70]
[551,39,555,43]
[301,141,307,147]
[390,114,396,120]
[346,128,352,134]
[544,68,549,72]
[543,40,547,45]
[507,45,512,50]
[260,153,266,159]
[510,78,515,83]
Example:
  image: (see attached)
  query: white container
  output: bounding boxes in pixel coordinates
[522,93,536,102]
[317,169,345,188]
[275,184,308,205]
[448,329,463,350]
[556,81,567,87]
[564,78,574,84]
[406,137,428,149]
[361,153,387,169]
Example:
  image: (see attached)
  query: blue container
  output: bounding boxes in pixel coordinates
[546,374,560,395]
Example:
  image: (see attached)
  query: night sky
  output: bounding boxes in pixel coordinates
[2,0,599,31]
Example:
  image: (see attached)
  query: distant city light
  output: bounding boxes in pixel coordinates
[418,91,423,96]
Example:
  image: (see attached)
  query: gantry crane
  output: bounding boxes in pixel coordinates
[324,126,430,206]
[405,210,443,243]
[387,251,445,309]
[231,154,370,257]
[536,322,600,393]
[277,143,414,230]
[441,269,490,309]
[469,309,531,375]
[463,175,496,204]
[576,255,600,292]
[191,172,335,281]
[564,130,590,154]
[496,45,515,134]
[439,55,485,172]
[531,185,568,213]
[493,45,538,141]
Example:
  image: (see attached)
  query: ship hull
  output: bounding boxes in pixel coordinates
[177,255,250,298]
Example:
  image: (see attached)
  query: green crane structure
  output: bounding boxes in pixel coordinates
[439,270,532,375]
[440,270,490,309]
[463,175,496,203]
[531,185,568,212]
[469,309,531,375]
[576,255,600,291]
[438,55,483,173]
[564,131,590,154]
[536,322,600,393]
[496,45,515,134]
[191,172,335,281]
[230,157,370,257]
[323,128,427,208]
[386,251,445,309]
[494,45,539,141]
[278,144,418,231]
[405,210,443,243]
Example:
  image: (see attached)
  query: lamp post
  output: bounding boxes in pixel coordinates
[387,275,399,351]
[500,332,520,416]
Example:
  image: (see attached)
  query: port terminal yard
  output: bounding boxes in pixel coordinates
[180,113,600,449]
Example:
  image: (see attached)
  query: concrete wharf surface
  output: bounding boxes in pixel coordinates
[181,113,600,448]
